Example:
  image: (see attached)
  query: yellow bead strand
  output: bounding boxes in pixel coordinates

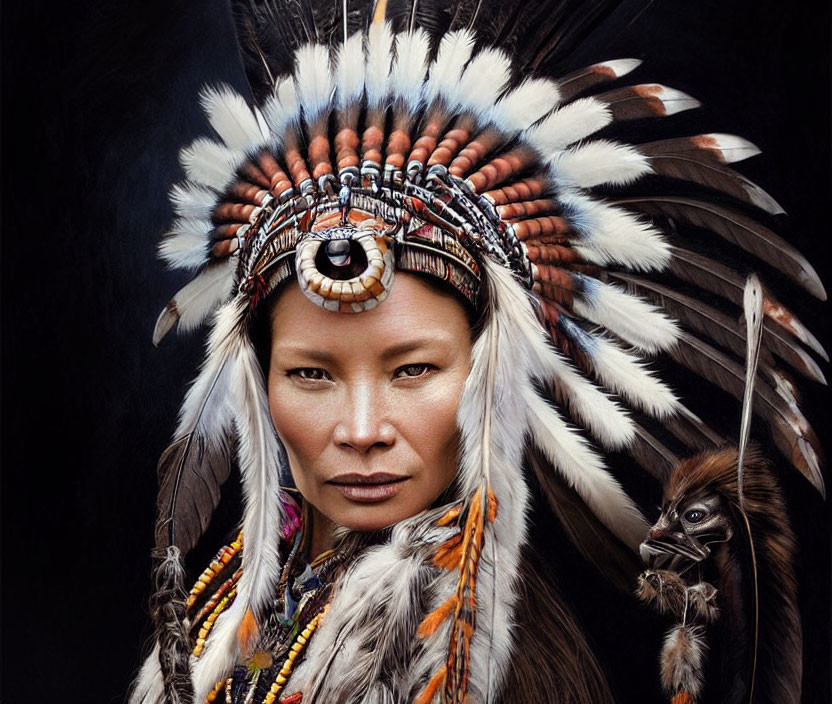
[262,604,330,704]
[187,534,243,609]
[193,587,238,658]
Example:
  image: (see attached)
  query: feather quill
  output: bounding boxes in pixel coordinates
[667,246,828,359]
[612,272,827,385]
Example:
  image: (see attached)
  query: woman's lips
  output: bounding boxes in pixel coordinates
[326,473,409,503]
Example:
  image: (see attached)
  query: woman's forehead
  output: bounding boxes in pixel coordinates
[269,274,471,358]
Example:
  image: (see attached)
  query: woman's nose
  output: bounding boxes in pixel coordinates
[333,383,396,453]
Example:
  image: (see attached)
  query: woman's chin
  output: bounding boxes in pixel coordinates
[330,499,422,533]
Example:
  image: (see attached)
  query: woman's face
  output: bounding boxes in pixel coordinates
[267,273,473,534]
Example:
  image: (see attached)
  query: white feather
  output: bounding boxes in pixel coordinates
[294,43,334,121]
[179,137,242,192]
[365,21,394,107]
[158,217,212,270]
[560,191,671,272]
[175,299,245,437]
[170,183,218,219]
[191,599,246,702]
[423,28,476,107]
[127,642,164,704]
[456,47,511,118]
[589,336,679,417]
[486,264,635,450]
[233,337,286,617]
[660,625,707,697]
[588,58,642,79]
[491,78,560,132]
[335,32,365,108]
[171,258,238,334]
[526,391,647,549]
[550,139,653,188]
[200,85,266,151]
[263,76,300,138]
[524,97,612,156]
[559,317,679,417]
[635,84,701,115]
[390,29,431,109]
[573,276,680,353]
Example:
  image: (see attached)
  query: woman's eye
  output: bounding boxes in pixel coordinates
[394,363,435,379]
[288,367,332,382]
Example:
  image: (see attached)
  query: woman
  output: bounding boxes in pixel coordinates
[131,1,824,702]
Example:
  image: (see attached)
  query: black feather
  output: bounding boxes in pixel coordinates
[666,246,828,361]
[527,447,642,593]
[611,272,827,385]
[616,196,826,300]
[155,431,234,553]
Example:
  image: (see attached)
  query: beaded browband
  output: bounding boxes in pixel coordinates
[232,163,534,314]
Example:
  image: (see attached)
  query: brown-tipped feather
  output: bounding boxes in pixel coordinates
[669,333,824,495]
[667,247,827,360]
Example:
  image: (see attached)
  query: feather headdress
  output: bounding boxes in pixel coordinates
[132,0,825,702]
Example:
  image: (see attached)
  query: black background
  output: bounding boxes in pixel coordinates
[2,1,830,702]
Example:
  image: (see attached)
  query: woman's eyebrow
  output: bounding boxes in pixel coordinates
[380,336,453,360]
[273,345,336,363]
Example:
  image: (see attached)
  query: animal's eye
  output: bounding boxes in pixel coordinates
[684,508,707,523]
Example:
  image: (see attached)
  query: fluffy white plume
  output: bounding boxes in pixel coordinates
[492,78,560,132]
[159,217,212,271]
[286,511,458,701]
[485,264,634,449]
[199,85,266,151]
[390,29,431,109]
[456,47,511,118]
[233,337,286,617]
[560,192,671,272]
[525,97,612,156]
[175,298,245,437]
[294,43,334,120]
[423,28,476,107]
[550,139,653,188]
[573,276,680,354]
[335,32,365,108]
[588,336,679,417]
[559,317,679,417]
[263,76,300,138]
[179,137,242,192]
[365,20,394,107]
[526,392,647,549]
[170,183,218,219]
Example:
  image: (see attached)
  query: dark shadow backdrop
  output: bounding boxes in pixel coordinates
[2,1,830,702]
